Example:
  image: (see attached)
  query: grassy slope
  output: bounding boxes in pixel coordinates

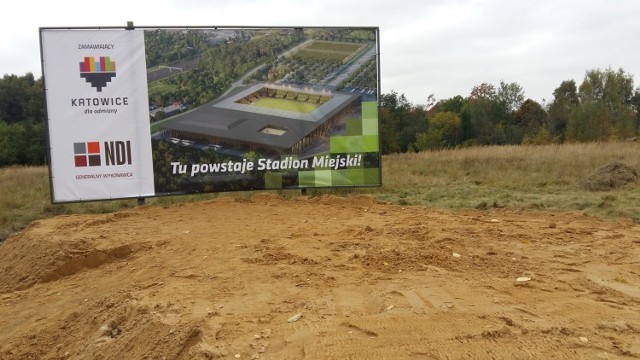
[2,142,639,241]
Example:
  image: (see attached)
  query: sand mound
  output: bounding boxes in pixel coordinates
[1,195,640,359]
[583,161,638,191]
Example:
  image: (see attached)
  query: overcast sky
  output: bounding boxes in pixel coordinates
[3,0,639,106]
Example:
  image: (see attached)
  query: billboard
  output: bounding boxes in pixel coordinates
[40,26,381,203]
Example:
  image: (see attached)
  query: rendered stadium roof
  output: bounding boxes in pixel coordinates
[162,83,361,150]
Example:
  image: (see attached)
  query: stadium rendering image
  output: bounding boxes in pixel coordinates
[160,83,362,155]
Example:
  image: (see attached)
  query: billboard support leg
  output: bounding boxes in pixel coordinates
[137,197,145,206]
[301,188,307,196]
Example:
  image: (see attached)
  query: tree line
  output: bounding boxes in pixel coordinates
[0,73,46,165]
[1,67,639,166]
[382,67,640,154]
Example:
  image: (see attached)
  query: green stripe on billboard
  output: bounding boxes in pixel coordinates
[330,135,379,153]
[362,101,377,119]
[299,167,379,187]
[346,119,363,136]
[362,117,378,136]
[362,101,378,135]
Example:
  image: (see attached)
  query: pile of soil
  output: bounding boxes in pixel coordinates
[583,161,638,191]
[1,194,639,359]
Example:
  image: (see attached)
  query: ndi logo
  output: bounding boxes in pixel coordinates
[79,56,116,92]
[74,141,132,167]
[74,141,101,167]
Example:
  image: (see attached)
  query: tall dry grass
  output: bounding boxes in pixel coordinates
[383,142,640,188]
[0,166,219,240]
[0,166,51,240]
[379,142,640,221]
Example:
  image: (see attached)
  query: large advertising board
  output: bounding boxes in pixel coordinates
[40,26,381,203]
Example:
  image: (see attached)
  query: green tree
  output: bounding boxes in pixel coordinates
[0,121,46,166]
[511,99,548,143]
[568,68,638,141]
[523,128,560,145]
[415,111,462,151]
[632,90,640,129]
[380,91,427,153]
[434,95,465,114]
[497,80,525,113]
[461,83,508,144]
[565,101,611,142]
[548,80,579,139]
[0,73,44,123]
[495,81,527,144]
[0,121,21,165]
[579,67,634,108]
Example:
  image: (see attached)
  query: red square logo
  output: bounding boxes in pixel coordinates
[75,155,87,167]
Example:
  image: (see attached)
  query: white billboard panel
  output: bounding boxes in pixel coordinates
[41,29,154,202]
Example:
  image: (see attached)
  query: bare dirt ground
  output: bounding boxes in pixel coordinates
[1,194,639,359]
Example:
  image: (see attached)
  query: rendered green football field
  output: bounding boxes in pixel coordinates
[253,97,320,113]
